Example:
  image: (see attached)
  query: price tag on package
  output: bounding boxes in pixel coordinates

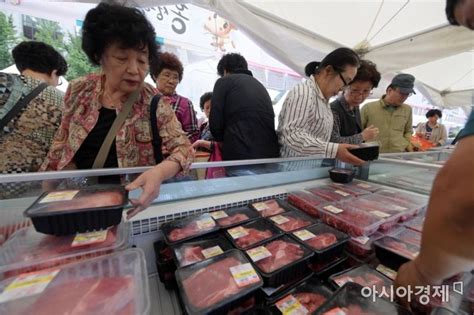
[393,205,408,211]
[376,264,397,281]
[196,217,215,230]
[230,263,260,287]
[324,205,344,214]
[246,246,272,262]
[228,226,249,239]
[334,190,350,197]
[39,190,79,203]
[201,246,224,259]
[210,210,228,220]
[275,294,309,315]
[0,269,60,303]
[252,202,268,211]
[270,215,290,225]
[371,210,391,218]
[293,229,316,241]
[357,183,372,189]
[352,235,370,245]
[72,230,108,247]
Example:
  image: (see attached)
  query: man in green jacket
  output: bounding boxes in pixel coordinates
[361,73,415,153]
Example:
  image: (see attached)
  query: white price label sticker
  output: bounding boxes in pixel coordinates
[393,205,408,211]
[352,235,370,245]
[334,190,350,197]
[275,294,309,315]
[39,190,79,203]
[376,264,397,280]
[201,246,224,259]
[246,246,272,262]
[227,226,249,239]
[252,202,268,211]
[293,229,316,241]
[210,210,228,220]
[357,183,372,189]
[412,251,419,258]
[71,230,108,247]
[0,269,60,303]
[323,205,344,214]
[196,217,215,230]
[371,210,391,218]
[230,263,260,287]
[270,215,290,225]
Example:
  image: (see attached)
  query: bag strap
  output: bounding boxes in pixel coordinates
[0,82,48,131]
[92,90,139,169]
[150,95,164,164]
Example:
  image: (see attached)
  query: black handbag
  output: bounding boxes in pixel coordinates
[150,95,164,164]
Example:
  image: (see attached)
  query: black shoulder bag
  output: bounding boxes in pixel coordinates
[150,95,164,164]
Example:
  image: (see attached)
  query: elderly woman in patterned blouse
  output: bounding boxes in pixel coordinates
[40,2,192,218]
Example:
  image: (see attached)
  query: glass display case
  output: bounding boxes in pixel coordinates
[380,149,453,166]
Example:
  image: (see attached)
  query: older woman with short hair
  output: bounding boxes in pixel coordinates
[41,2,192,217]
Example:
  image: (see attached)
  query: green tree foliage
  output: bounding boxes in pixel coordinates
[33,19,65,54]
[0,12,17,70]
[64,33,98,81]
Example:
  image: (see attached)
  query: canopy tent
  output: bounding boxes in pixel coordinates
[1,64,69,93]
[35,0,473,109]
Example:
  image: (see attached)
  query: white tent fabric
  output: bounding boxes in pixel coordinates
[1,64,69,93]
[39,0,474,108]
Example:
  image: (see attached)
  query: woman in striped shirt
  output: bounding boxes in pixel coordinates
[277,48,365,165]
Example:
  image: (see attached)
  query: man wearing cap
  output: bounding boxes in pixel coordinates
[360,73,415,153]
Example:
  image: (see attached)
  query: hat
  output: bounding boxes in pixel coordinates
[391,73,416,94]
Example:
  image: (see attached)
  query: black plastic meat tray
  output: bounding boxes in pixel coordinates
[309,254,349,281]
[374,236,420,271]
[24,185,128,236]
[348,142,380,161]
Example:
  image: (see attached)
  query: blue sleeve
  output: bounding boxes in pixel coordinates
[457,111,474,140]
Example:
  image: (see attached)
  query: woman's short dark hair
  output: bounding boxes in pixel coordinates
[426,109,443,119]
[199,92,213,110]
[446,0,460,25]
[217,53,248,77]
[150,52,184,82]
[82,2,159,66]
[305,47,360,77]
[12,41,67,76]
[351,60,381,88]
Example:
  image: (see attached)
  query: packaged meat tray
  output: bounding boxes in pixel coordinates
[0,248,150,315]
[24,185,128,236]
[248,235,313,287]
[363,192,425,222]
[391,227,422,246]
[309,254,348,280]
[315,282,411,315]
[210,206,258,228]
[329,264,392,292]
[374,236,420,270]
[176,249,263,315]
[287,190,328,217]
[172,235,233,268]
[327,183,372,197]
[0,223,128,278]
[316,203,386,237]
[306,186,355,202]
[250,199,295,218]
[348,181,382,193]
[225,219,282,250]
[269,275,333,314]
[346,232,384,258]
[291,223,349,263]
[153,240,177,286]
[259,271,314,305]
[375,189,428,218]
[328,168,355,184]
[268,211,317,233]
[161,213,219,245]
[403,215,425,232]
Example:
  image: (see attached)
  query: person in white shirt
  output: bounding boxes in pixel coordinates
[277,47,364,165]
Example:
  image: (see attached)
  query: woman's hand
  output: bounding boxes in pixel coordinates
[125,167,164,219]
[361,125,379,141]
[192,139,211,151]
[336,143,365,165]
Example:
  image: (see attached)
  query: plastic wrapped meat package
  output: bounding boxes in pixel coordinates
[306,186,354,202]
[176,249,262,315]
[327,183,372,197]
[403,215,425,232]
[210,206,258,228]
[375,236,420,260]
[375,189,428,218]
[172,236,233,268]
[161,213,219,245]
[330,264,392,292]
[225,219,282,250]
[346,232,384,257]
[0,224,127,278]
[347,181,383,193]
[316,203,386,237]
[251,199,293,218]
[315,282,411,315]
[268,211,316,232]
[287,190,328,217]
[391,227,422,246]
[0,249,149,315]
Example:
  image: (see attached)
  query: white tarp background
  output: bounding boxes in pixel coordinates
[9,0,474,110]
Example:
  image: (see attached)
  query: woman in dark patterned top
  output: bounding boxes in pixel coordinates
[0,41,67,174]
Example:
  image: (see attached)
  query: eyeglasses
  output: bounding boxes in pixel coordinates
[338,72,350,88]
[160,72,180,82]
[348,88,373,96]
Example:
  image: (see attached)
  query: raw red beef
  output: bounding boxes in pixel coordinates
[307,187,352,202]
[319,206,382,237]
[227,296,255,315]
[182,257,244,309]
[159,246,173,263]
[181,245,205,266]
[217,213,249,227]
[275,215,312,232]
[305,233,337,250]
[234,228,273,249]
[287,191,326,217]
[253,200,286,217]
[7,276,135,315]
[45,191,124,212]
[256,240,304,273]
[328,184,370,197]
[382,238,419,259]
[323,305,376,315]
[394,229,421,246]
[168,220,216,242]
[293,292,327,313]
